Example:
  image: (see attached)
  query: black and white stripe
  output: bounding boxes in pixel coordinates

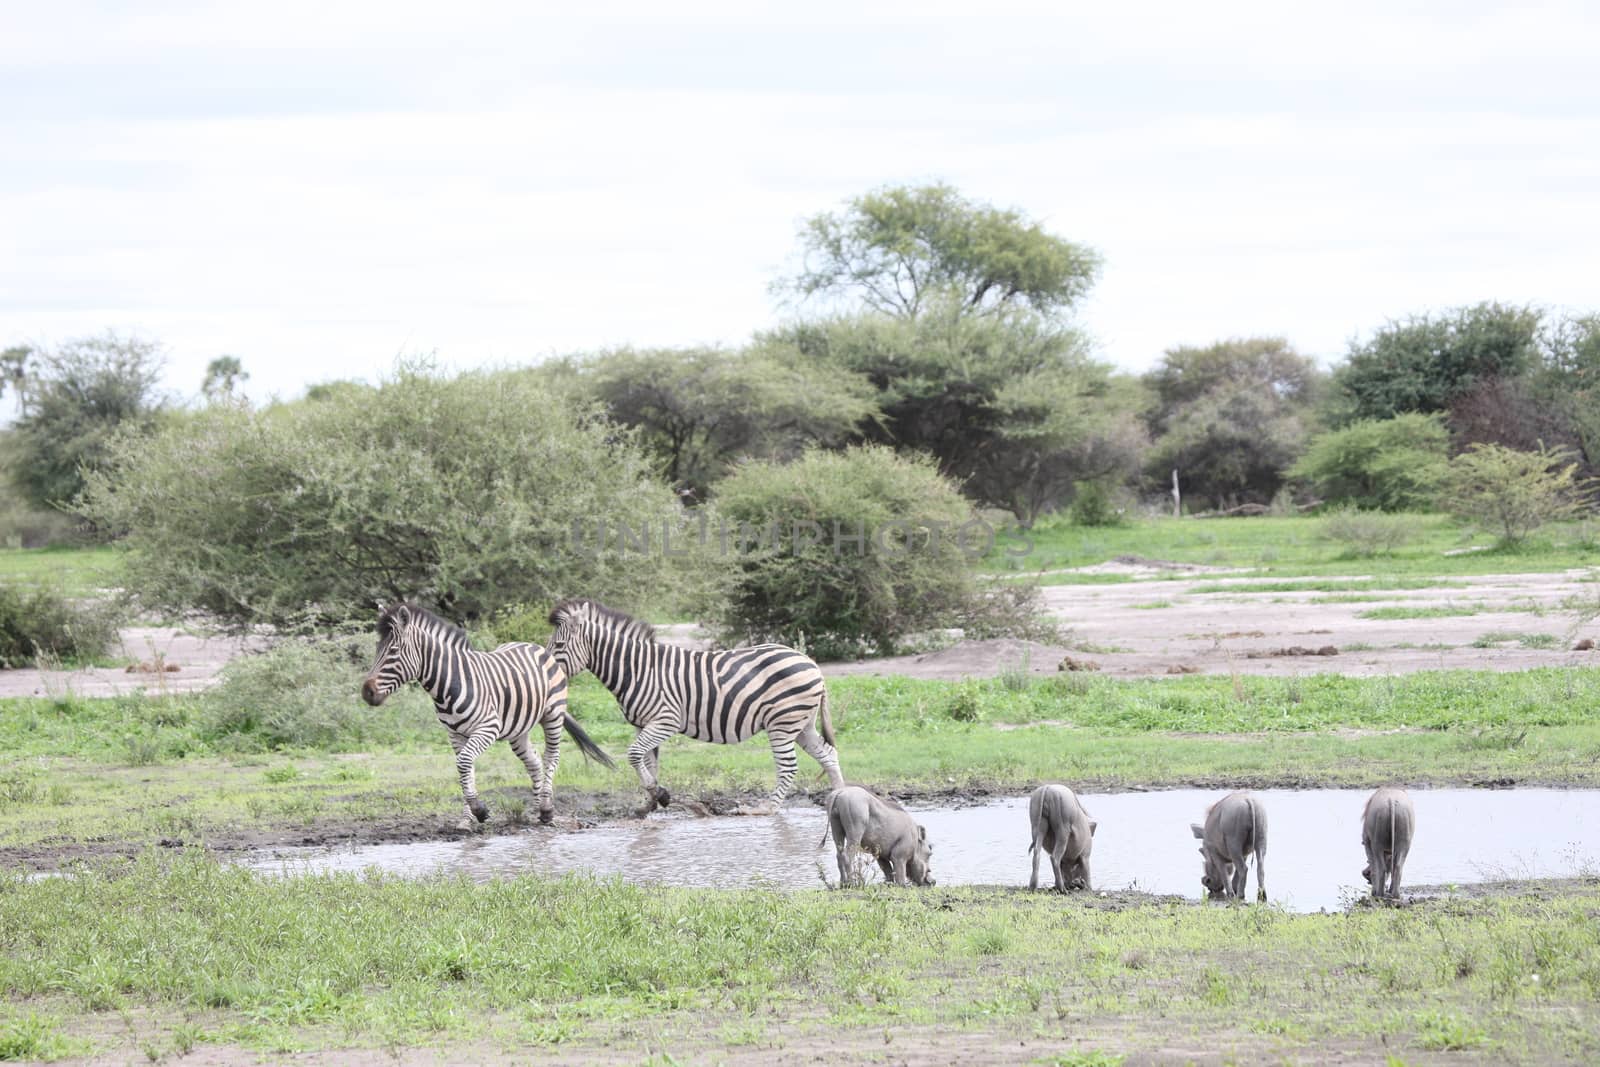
[361,602,614,827]
[546,598,844,814]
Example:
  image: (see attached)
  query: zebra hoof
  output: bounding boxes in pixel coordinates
[538,807,554,826]
[468,798,491,823]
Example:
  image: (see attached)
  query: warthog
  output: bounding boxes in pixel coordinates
[1191,790,1268,902]
[820,785,935,887]
[1361,786,1415,900]
[1027,784,1097,892]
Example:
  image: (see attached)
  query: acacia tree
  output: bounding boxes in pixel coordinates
[765,302,1142,524]
[778,183,1101,320]
[8,333,166,511]
[577,346,878,498]
[1142,338,1321,509]
[202,356,249,402]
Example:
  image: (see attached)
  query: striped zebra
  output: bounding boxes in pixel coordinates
[360,602,615,828]
[546,598,845,816]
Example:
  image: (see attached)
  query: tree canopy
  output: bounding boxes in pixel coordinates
[768,301,1143,524]
[1143,338,1321,510]
[1331,302,1541,424]
[573,345,878,499]
[202,356,249,402]
[779,183,1100,321]
[76,362,703,630]
[7,333,166,512]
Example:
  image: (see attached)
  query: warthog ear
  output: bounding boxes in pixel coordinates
[918,825,927,841]
[1190,823,1204,839]
[1089,820,1099,837]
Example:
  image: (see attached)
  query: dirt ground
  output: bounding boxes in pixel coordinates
[3,564,1596,700]
[827,563,1600,681]
[0,625,263,698]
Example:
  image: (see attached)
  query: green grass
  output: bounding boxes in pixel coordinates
[1191,577,1471,595]
[1359,603,1488,620]
[6,668,1600,857]
[989,514,1600,583]
[1472,632,1562,650]
[2,855,1598,1061]
[0,546,121,596]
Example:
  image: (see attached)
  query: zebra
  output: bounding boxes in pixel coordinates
[360,602,615,828]
[546,598,845,816]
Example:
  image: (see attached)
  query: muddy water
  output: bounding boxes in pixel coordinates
[242,788,1599,912]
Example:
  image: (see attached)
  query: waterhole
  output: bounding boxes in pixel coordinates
[242,788,1598,912]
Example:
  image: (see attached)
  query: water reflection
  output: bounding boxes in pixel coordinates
[242,787,1599,913]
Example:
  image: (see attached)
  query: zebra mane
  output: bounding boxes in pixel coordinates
[379,602,470,648]
[548,598,656,643]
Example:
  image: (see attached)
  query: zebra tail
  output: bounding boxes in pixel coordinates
[818,687,838,748]
[562,713,617,769]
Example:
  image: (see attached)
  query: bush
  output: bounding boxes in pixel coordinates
[0,583,122,668]
[1288,413,1449,511]
[199,637,435,752]
[711,446,1050,659]
[1318,508,1419,557]
[1438,443,1594,546]
[1068,480,1127,527]
[77,361,705,631]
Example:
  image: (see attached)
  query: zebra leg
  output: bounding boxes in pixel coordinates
[536,713,563,824]
[454,728,498,828]
[750,726,803,814]
[796,723,845,790]
[508,731,549,824]
[626,720,678,817]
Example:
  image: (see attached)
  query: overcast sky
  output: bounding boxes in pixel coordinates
[3,1,1597,409]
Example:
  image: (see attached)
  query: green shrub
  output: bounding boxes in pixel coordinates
[1068,480,1127,527]
[0,583,121,668]
[1318,508,1420,557]
[77,361,704,631]
[199,637,434,752]
[484,602,553,646]
[1439,443,1594,546]
[712,446,1050,659]
[1289,413,1448,511]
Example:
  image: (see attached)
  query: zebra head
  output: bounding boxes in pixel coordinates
[546,599,597,681]
[362,603,423,706]
[547,598,654,680]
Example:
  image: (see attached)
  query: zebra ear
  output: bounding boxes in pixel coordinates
[394,604,412,629]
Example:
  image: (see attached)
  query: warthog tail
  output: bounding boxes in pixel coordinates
[562,713,617,769]
[818,688,837,748]
[817,791,838,850]
[1388,792,1397,861]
